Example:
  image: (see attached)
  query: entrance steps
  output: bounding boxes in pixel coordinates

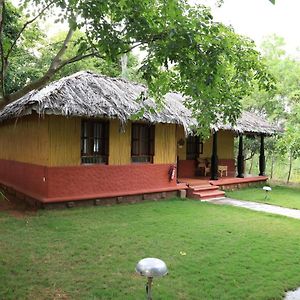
[187,184,225,201]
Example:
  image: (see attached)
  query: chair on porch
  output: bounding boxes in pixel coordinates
[218,165,228,177]
[197,158,210,177]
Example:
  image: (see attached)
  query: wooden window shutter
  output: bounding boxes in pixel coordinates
[149,125,155,156]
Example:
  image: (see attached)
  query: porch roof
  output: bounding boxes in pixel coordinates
[212,111,281,136]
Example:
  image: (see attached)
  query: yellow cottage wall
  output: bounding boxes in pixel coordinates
[109,119,131,165]
[0,115,178,167]
[48,115,81,166]
[175,127,235,160]
[202,130,235,160]
[153,123,177,164]
[176,125,186,160]
[0,115,49,165]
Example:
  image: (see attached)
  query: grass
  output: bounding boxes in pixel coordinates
[1,199,300,299]
[227,185,300,210]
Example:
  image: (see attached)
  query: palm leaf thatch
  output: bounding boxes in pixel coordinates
[0,71,279,135]
[213,111,280,135]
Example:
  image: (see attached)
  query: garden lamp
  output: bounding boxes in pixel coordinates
[263,186,272,200]
[136,258,168,300]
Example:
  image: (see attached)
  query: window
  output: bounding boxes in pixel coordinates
[131,123,155,163]
[186,136,203,160]
[81,120,109,164]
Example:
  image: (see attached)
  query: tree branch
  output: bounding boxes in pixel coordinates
[59,51,98,68]
[5,0,55,60]
[1,36,144,105]
[48,27,75,70]
[1,27,75,104]
[244,151,255,161]
[0,0,5,98]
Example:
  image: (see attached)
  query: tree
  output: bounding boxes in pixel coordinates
[242,35,300,181]
[36,31,141,83]
[0,0,273,134]
[277,110,300,183]
[2,5,141,95]
[0,1,45,95]
[242,35,300,121]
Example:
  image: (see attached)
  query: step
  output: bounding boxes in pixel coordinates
[193,190,225,200]
[189,185,219,192]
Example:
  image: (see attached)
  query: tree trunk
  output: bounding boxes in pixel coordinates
[259,134,266,176]
[121,54,128,78]
[237,134,244,178]
[0,0,5,100]
[270,154,275,179]
[249,156,254,174]
[210,132,218,180]
[287,152,293,184]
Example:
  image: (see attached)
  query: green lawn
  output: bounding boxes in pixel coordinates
[227,185,300,210]
[1,199,300,299]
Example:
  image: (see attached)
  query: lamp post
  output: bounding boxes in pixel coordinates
[263,186,272,200]
[136,258,168,300]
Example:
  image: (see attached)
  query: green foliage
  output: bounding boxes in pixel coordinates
[37,31,141,82]
[241,35,300,181]
[3,1,46,94]
[278,108,300,160]
[242,35,300,120]
[2,0,274,133]
[2,199,300,299]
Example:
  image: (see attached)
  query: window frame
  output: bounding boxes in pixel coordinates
[81,119,109,164]
[186,135,203,160]
[131,123,155,163]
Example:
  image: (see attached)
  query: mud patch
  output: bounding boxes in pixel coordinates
[0,192,37,218]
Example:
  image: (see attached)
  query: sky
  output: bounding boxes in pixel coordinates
[196,0,300,56]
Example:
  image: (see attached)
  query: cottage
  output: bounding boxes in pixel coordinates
[0,71,278,207]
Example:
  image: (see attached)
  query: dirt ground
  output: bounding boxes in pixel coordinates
[0,192,37,218]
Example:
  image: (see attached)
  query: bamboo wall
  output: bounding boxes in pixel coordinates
[176,129,235,160]
[154,123,177,164]
[0,115,179,167]
[48,115,81,166]
[200,130,235,159]
[0,114,234,166]
[109,119,131,165]
[176,125,186,160]
[0,115,49,165]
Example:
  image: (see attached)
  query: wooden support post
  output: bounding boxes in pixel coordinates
[259,134,266,176]
[210,131,218,180]
[237,134,244,178]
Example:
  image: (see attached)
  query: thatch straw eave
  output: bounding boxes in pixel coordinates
[0,71,195,133]
[0,71,280,136]
[212,111,281,136]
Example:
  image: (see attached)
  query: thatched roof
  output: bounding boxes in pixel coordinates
[0,71,195,132]
[0,71,279,135]
[213,111,280,135]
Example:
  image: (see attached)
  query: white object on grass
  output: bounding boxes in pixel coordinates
[263,186,272,200]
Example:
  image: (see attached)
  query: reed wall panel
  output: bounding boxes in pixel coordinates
[201,130,234,159]
[0,115,49,165]
[176,125,186,160]
[109,119,131,165]
[154,123,176,164]
[218,130,235,159]
[48,115,81,166]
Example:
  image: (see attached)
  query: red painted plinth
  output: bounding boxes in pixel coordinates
[0,159,184,203]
